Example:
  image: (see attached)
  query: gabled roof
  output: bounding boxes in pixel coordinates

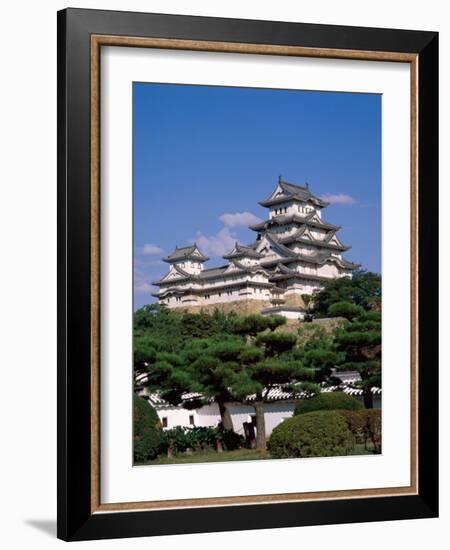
[249,211,340,232]
[255,232,298,259]
[198,265,228,278]
[223,242,263,260]
[259,178,329,208]
[259,239,359,269]
[153,260,271,287]
[277,227,350,251]
[152,264,191,285]
[163,243,209,263]
[230,260,270,275]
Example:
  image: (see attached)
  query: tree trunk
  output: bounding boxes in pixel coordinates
[363,388,373,409]
[217,398,234,431]
[253,401,267,450]
[167,439,174,459]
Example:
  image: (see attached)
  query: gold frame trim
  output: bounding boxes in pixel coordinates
[90,35,419,514]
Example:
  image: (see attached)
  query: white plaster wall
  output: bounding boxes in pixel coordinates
[291,244,316,256]
[239,257,260,267]
[178,260,203,274]
[156,401,298,436]
[157,407,196,429]
[264,309,305,320]
[310,228,328,240]
[318,263,340,277]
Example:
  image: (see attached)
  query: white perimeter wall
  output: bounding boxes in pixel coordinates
[157,401,297,436]
[156,396,381,434]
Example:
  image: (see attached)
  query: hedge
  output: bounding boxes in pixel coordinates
[161,426,244,455]
[268,410,355,459]
[294,391,363,416]
[133,395,163,463]
[338,409,382,453]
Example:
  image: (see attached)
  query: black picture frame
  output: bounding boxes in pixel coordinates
[57,7,438,541]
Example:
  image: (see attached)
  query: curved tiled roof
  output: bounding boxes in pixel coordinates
[163,243,209,263]
[153,261,271,287]
[259,179,329,208]
[277,229,350,252]
[223,242,264,260]
[249,211,340,232]
[139,380,381,408]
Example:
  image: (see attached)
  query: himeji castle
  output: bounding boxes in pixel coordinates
[152,177,358,319]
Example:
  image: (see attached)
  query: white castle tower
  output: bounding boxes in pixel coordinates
[152,177,358,318]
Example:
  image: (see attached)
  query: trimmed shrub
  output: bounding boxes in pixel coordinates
[294,392,363,416]
[337,409,367,444]
[364,409,382,453]
[328,301,365,321]
[133,395,163,463]
[268,411,355,459]
[337,408,382,453]
[161,426,244,454]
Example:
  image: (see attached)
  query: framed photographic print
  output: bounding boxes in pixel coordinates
[57,8,438,541]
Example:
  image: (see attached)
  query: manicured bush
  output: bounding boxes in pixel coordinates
[133,395,163,463]
[336,409,367,444]
[327,301,365,321]
[268,411,355,459]
[219,428,245,451]
[337,408,382,452]
[364,409,382,453]
[161,426,244,455]
[294,392,363,416]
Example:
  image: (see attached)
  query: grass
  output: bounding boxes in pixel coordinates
[137,443,379,466]
[139,448,271,465]
[351,443,378,455]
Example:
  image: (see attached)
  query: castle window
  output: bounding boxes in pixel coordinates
[189,415,195,426]
[162,417,168,428]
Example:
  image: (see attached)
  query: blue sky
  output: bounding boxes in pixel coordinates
[134,83,381,310]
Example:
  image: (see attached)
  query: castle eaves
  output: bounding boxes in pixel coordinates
[163,244,209,263]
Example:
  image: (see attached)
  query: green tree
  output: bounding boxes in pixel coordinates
[330,304,382,408]
[296,324,343,385]
[133,304,183,351]
[134,332,193,406]
[328,301,365,321]
[135,311,315,450]
[183,335,246,431]
[229,325,314,450]
[231,314,286,339]
[183,316,313,450]
[312,270,381,316]
[133,395,163,462]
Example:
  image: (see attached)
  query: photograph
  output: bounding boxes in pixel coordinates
[132,83,382,466]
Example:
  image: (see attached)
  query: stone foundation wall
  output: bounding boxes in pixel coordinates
[177,299,272,316]
[282,293,306,308]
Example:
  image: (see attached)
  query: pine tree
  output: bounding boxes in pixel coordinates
[330,302,382,408]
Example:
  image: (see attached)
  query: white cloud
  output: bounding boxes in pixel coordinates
[321,193,356,205]
[219,211,262,228]
[195,227,237,258]
[134,280,153,294]
[142,243,164,255]
[134,264,162,295]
